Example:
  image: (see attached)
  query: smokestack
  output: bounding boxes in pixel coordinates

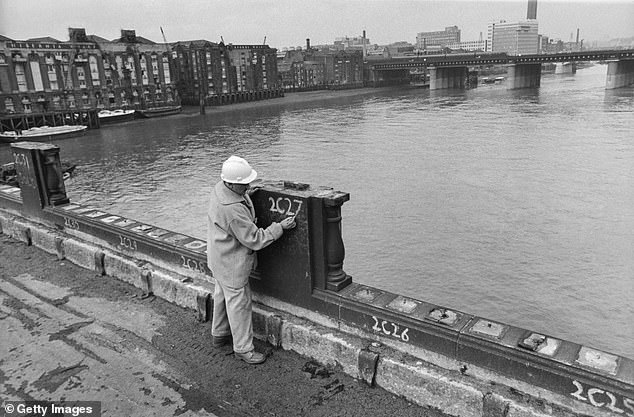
[576,29,580,44]
[306,38,311,50]
[527,0,537,19]
[362,30,367,59]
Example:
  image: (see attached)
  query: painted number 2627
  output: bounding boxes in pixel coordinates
[268,197,303,217]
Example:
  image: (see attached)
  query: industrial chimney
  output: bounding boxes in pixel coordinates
[306,38,311,50]
[527,0,537,19]
[362,30,367,58]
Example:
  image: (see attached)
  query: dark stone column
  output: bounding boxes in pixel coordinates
[10,141,69,218]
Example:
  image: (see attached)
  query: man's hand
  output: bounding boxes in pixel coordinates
[247,184,263,197]
[280,216,296,230]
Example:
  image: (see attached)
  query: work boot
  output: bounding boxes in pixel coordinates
[212,335,232,349]
[235,350,266,365]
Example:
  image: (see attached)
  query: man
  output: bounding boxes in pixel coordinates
[207,156,295,364]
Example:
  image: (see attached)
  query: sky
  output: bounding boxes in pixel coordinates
[1,0,632,48]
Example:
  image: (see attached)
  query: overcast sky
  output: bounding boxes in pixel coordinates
[1,0,632,48]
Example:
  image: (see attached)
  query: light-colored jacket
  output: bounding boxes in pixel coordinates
[207,181,283,288]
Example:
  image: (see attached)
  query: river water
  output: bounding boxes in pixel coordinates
[2,64,633,358]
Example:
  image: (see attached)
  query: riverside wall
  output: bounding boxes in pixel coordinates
[1,141,632,417]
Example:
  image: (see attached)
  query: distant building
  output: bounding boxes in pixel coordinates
[487,20,539,55]
[446,40,487,52]
[276,46,363,90]
[334,35,370,51]
[416,26,461,50]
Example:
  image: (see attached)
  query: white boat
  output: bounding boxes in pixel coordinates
[98,109,136,124]
[135,105,182,118]
[0,125,88,143]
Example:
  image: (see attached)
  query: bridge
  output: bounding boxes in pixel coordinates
[366,49,634,90]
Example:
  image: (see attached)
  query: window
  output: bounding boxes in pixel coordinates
[140,56,149,85]
[162,57,171,84]
[127,56,137,86]
[21,96,32,113]
[15,63,28,92]
[62,64,72,89]
[151,54,159,79]
[89,56,100,86]
[77,67,86,88]
[67,95,75,108]
[4,97,15,113]
[48,64,58,90]
[52,95,61,109]
[115,56,124,79]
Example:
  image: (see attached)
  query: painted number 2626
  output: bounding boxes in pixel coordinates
[371,316,410,342]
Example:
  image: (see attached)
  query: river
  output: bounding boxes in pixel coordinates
[2,64,633,359]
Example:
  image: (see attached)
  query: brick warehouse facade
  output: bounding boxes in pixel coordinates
[172,41,283,106]
[0,28,284,115]
[0,28,178,115]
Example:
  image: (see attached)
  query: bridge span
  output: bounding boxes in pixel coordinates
[366,49,634,90]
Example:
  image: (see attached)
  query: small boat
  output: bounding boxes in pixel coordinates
[135,105,182,118]
[98,109,136,124]
[494,76,505,82]
[0,125,88,143]
[482,77,495,84]
[1,161,77,187]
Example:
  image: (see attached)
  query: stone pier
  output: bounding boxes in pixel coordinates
[606,60,634,89]
[506,63,541,90]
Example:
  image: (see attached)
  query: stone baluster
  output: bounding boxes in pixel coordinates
[323,193,352,291]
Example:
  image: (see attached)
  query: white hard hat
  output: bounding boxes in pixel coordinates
[220,155,258,184]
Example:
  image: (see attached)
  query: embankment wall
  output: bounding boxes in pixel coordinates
[0,141,632,417]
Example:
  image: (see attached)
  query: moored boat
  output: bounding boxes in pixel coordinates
[1,161,77,186]
[98,109,136,124]
[135,105,182,118]
[0,125,88,143]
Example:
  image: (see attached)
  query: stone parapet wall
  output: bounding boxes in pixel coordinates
[0,207,627,417]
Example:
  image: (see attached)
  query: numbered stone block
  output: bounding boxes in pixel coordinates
[63,238,103,272]
[103,251,145,287]
[375,356,483,417]
[1,216,31,245]
[29,224,64,259]
[280,319,362,378]
[151,268,212,312]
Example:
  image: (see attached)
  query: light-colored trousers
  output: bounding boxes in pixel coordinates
[211,281,254,354]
